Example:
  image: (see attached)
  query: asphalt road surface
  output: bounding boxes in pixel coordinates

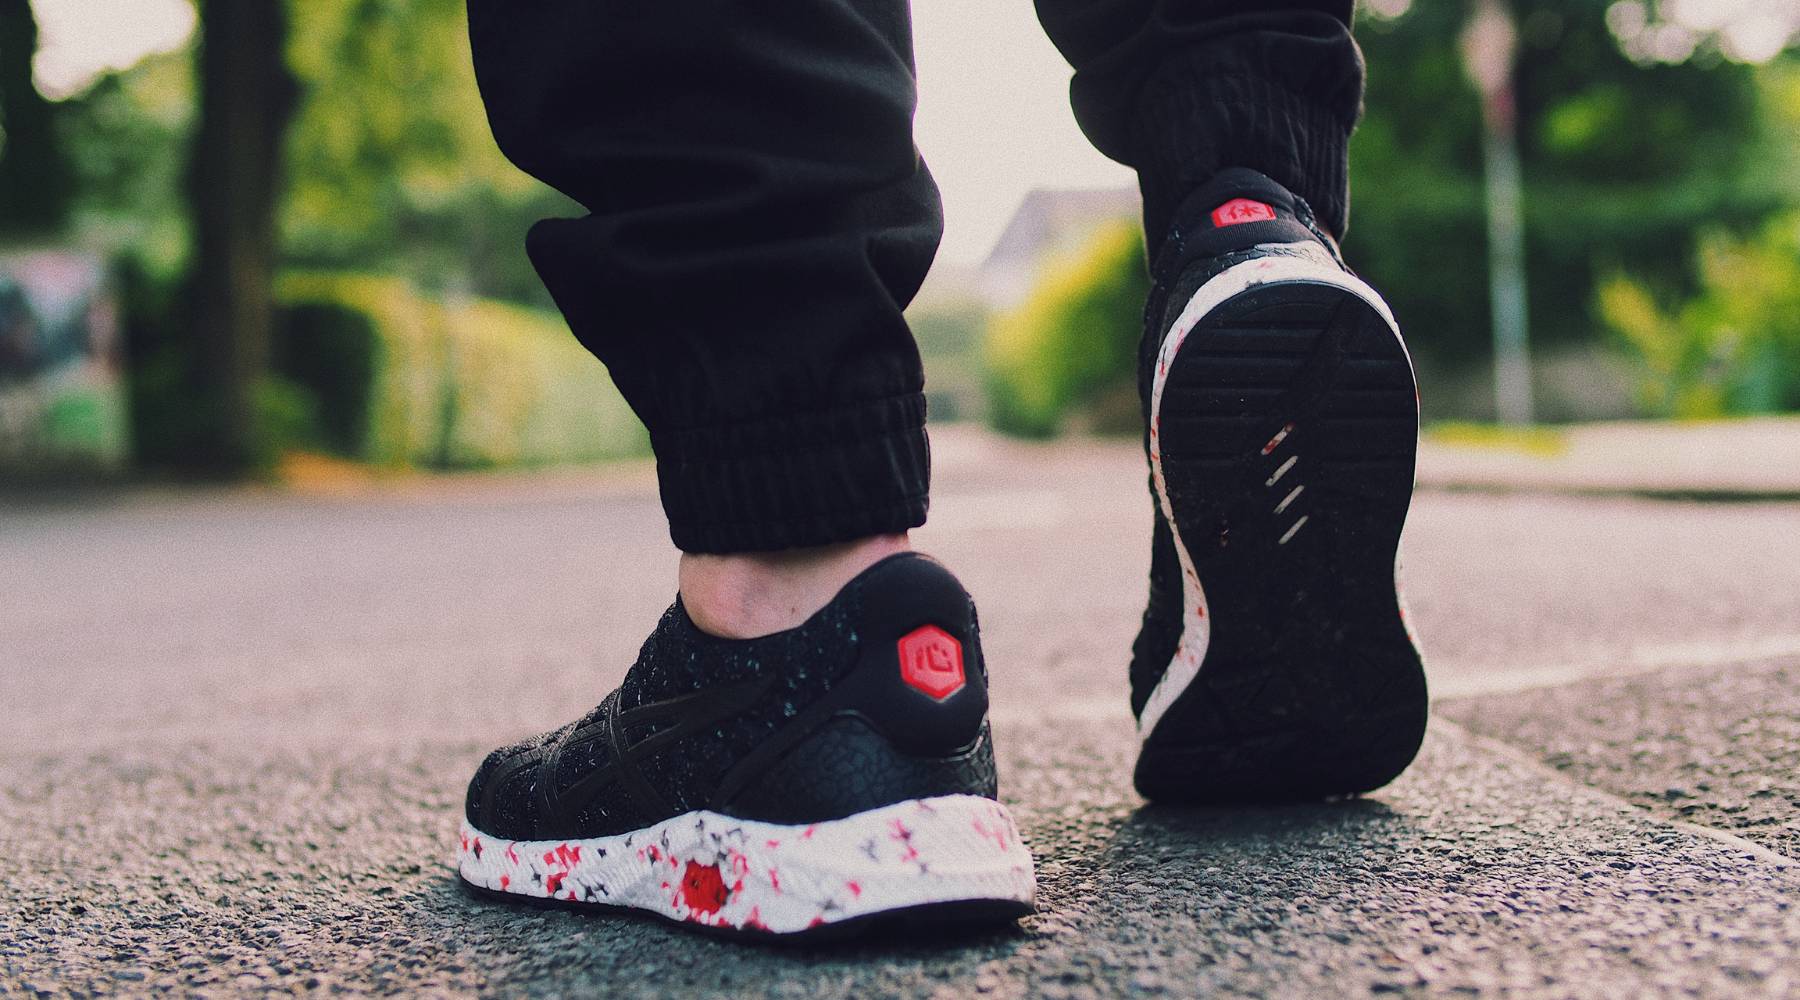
[5,428,1799,997]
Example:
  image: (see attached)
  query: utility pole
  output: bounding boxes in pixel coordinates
[1461,0,1534,426]
[0,0,74,238]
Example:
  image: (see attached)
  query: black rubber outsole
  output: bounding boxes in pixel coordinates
[1137,279,1428,804]
[458,876,1033,946]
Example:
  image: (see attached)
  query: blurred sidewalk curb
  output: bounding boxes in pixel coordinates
[1418,417,1800,501]
[12,419,1800,512]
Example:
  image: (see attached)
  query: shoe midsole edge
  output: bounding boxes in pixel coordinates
[457,793,1037,934]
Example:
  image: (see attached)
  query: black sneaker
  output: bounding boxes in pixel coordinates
[1129,168,1428,803]
[456,553,1036,939]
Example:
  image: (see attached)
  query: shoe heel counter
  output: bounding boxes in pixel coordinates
[718,554,1000,823]
[723,716,998,824]
[840,553,990,757]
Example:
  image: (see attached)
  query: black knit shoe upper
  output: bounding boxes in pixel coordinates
[1139,168,1346,382]
[464,553,998,842]
[1130,168,1346,719]
[1128,167,1428,802]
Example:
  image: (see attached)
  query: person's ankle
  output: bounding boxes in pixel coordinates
[678,533,912,640]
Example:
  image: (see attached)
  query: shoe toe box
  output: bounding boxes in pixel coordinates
[464,728,565,840]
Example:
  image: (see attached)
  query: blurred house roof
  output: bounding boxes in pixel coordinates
[909,187,1140,312]
[977,187,1139,307]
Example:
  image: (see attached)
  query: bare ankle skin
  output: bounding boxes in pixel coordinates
[678,533,912,639]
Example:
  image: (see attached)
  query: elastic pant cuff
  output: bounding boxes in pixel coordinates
[654,392,930,554]
[1132,57,1356,242]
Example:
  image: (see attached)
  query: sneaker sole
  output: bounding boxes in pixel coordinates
[1138,251,1428,803]
[456,794,1036,940]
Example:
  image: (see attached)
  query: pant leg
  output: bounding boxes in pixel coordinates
[467,0,939,554]
[1034,0,1363,246]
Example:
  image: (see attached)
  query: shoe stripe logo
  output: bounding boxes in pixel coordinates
[1277,515,1311,546]
[1260,422,1295,455]
[545,679,772,831]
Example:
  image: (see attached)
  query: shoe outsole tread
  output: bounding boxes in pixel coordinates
[1137,278,1428,804]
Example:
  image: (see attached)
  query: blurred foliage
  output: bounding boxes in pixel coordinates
[909,298,989,423]
[281,0,573,306]
[0,370,130,477]
[128,263,650,474]
[273,299,378,454]
[11,0,1800,467]
[1599,212,1800,417]
[983,3,1800,435]
[37,0,623,472]
[55,52,193,279]
[52,0,570,308]
[275,273,647,468]
[1347,1,1797,372]
[126,353,307,473]
[985,221,1147,438]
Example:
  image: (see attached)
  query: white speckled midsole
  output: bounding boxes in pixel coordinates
[457,794,1037,935]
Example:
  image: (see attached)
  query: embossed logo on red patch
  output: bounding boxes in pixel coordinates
[1212,198,1277,228]
[897,624,965,700]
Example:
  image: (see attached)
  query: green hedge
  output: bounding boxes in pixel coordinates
[1598,213,1800,417]
[275,273,648,468]
[983,221,1149,438]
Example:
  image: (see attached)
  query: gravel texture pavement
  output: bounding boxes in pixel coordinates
[5,428,1798,997]
[1441,656,1800,857]
[5,722,1798,998]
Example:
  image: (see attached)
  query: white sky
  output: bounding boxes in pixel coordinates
[29,0,194,100]
[910,4,1135,263]
[29,0,1130,266]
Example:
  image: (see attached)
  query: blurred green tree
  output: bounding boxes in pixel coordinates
[56,50,193,278]
[56,0,568,309]
[1346,0,1795,392]
[980,2,1799,434]
[53,0,577,472]
[281,0,572,307]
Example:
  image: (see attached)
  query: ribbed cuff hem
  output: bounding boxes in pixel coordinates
[1131,59,1355,242]
[653,392,930,554]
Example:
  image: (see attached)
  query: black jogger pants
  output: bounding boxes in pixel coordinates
[466,1,1363,553]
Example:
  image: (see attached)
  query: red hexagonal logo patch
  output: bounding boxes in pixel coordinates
[897,624,965,701]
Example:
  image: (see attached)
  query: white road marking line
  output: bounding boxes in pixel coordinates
[1430,633,1800,700]
[995,633,1800,727]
